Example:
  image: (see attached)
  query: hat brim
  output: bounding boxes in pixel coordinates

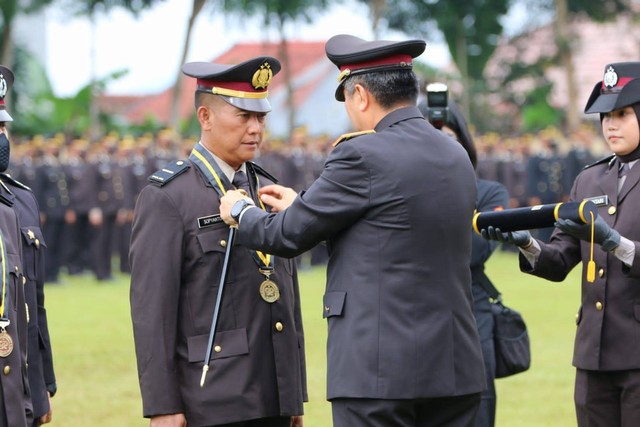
[218,95,272,113]
[0,110,13,122]
[585,92,617,114]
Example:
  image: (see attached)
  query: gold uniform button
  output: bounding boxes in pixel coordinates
[220,240,227,248]
[214,345,222,353]
[3,366,10,375]
[35,239,40,249]
[596,301,603,311]
[14,266,18,273]
[598,268,605,278]
[22,276,26,285]
[608,206,617,215]
[275,322,283,332]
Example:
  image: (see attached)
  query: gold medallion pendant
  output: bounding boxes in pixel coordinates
[0,330,13,358]
[259,279,280,303]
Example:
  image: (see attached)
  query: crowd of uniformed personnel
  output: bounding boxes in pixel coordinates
[3,121,608,283]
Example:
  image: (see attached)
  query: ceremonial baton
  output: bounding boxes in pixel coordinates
[200,189,248,387]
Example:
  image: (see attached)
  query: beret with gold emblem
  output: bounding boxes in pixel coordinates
[0,65,14,122]
[325,34,426,102]
[182,56,281,113]
[585,62,640,114]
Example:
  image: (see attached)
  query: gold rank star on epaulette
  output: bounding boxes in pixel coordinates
[332,130,376,147]
[148,160,191,187]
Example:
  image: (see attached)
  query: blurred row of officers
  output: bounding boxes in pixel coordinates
[4,123,605,282]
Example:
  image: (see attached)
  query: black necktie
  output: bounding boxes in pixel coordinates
[232,170,251,193]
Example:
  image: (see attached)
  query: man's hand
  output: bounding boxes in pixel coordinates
[555,216,621,251]
[259,184,298,212]
[149,413,187,427]
[38,393,53,424]
[220,190,250,226]
[290,415,303,427]
[481,226,533,248]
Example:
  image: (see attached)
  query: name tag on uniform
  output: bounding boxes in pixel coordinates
[584,195,609,206]
[198,214,223,229]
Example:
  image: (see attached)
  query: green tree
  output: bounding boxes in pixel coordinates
[382,0,511,125]
[221,0,332,137]
[0,0,55,67]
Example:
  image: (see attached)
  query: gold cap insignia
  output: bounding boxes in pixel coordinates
[252,62,273,90]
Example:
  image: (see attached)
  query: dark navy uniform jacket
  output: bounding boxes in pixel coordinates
[130,158,307,426]
[238,106,486,400]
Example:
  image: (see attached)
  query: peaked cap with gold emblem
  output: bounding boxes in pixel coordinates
[585,62,640,114]
[325,34,426,102]
[0,65,14,122]
[182,56,281,113]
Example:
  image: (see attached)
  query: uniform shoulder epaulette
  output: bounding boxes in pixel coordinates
[0,173,31,192]
[583,154,615,171]
[331,130,376,147]
[247,161,279,184]
[148,160,190,187]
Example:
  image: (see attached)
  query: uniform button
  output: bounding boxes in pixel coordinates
[220,240,227,248]
[3,366,10,375]
[14,266,18,273]
[596,301,603,311]
[598,268,605,278]
[275,322,283,332]
[608,206,617,215]
[35,239,40,249]
[214,345,222,353]
[22,276,26,285]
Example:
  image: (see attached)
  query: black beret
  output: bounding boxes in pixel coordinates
[325,34,426,101]
[472,201,598,234]
[585,62,640,114]
[182,56,281,113]
[0,65,14,122]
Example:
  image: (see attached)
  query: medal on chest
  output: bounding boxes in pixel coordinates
[0,320,13,358]
[259,269,280,303]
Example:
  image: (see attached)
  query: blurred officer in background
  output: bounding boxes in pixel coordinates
[420,96,509,427]
[220,34,485,427]
[482,62,640,427]
[0,65,36,426]
[130,56,307,427]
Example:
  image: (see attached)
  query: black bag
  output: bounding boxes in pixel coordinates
[476,269,531,378]
[491,299,531,378]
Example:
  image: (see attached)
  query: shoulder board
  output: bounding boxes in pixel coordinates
[148,160,190,187]
[332,130,376,147]
[583,154,615,170]
[0,173,31,191]
[247,161,279,184]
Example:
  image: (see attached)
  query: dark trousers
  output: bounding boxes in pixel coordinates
[42,216,65,282]
[208,416,290,427]
[472,285,497,427]
[331,394,481,427]
[575,368,640,427]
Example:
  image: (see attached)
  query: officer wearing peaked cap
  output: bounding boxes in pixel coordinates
[130,56,307,427]
[1,65,59,427]
[220,35,485,427]
[482,61,640,427]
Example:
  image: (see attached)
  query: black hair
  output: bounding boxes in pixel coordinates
[343,70,419,109]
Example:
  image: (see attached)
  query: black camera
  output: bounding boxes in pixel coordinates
[425,83,449,130]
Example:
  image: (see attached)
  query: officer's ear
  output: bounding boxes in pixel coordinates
[352,83,370,112]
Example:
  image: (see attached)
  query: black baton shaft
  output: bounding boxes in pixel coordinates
[200,226,236,387]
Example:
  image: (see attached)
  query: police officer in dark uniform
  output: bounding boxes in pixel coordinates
[0,64,35,427]
[221,35,485,427]
[482,62,640,427]
[129,56,307,427]
[35,139,69,284]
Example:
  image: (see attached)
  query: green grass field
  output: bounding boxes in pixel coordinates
[44,250,581,426]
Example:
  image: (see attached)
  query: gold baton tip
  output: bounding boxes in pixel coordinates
[200,365,209,388]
